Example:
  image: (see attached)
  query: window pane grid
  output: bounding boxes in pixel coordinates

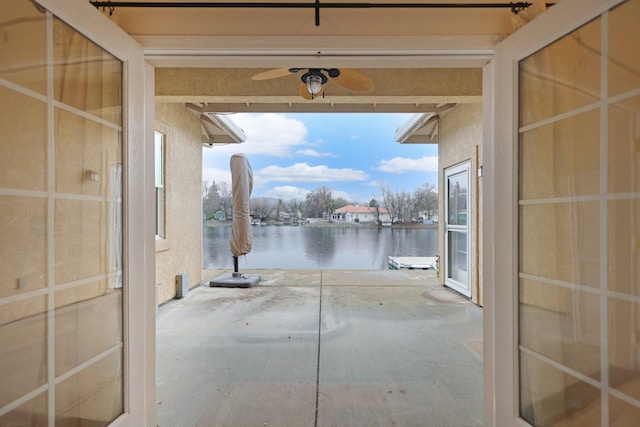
[518,1,640,425]
[0,1,124,424]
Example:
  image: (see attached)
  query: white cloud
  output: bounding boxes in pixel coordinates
[261,186,354,203]
[256,162,369,183]
[309,138,326,146]
[332,189,355,201]
[263,186,311,201]
[374,156,439,174]
[204,113,309,157]
[202,167,231,186]
[295,148,335,157]
[365,180,383,187]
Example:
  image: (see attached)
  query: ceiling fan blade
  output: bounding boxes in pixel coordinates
[299,82,314,100]
[330,68,373,92]
[251,68,294,81]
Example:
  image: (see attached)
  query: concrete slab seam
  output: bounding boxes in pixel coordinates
[314,270,323,427]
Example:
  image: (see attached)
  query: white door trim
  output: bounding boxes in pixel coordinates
[36,1,153,426]
[136,34,498,68]
[486,0,626,425]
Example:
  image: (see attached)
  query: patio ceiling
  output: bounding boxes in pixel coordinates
[97,0,525,38]
[95,1,543,126]
[154,67,483,114]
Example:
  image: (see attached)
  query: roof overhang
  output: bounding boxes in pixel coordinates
[186,103,246,146]
[394,103,456,144]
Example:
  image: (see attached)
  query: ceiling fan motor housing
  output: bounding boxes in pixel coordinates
[251,67,371,99]
[300,69,328,85]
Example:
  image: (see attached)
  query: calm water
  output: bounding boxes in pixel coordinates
[203,224,438,270]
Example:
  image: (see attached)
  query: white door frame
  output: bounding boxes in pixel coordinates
[485,0,626,425]
[444,161,472,298]
[36,1,154,426]
[31,1,625,425]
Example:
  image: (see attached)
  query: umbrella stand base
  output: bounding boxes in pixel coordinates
[209,272,261,288]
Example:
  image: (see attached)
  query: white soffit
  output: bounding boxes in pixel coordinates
[395,103,456,144]
[186,103,246,145]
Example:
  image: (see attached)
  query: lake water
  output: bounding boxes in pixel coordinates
[203,224,439,270]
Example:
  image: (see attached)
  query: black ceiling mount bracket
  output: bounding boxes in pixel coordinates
[510,2,529,14]
[90,1,534,26]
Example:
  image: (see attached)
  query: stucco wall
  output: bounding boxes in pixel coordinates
[438,103,483,305]
[155,103,203,304]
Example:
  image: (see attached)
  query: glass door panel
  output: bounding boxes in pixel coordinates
[517,1,640,425]
[0,1,124,425]
[447,230,468,285]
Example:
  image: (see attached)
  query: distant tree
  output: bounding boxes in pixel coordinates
[276,198,284,219]
[380,185,400,223]
[380,186,414,223]
[202,180,209,200]
[323,198,337,216]
[251,197,276,221]
[334,197,350,209]
[288,198,305,217]
[416,182,438,219]
[396,191,413,223]
[203,180,222,219]
[379,183,438,223]
[305,186,333,218]
[218,181,232,220]
[370,196,381,224]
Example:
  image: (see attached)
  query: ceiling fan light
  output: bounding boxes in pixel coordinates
[305,74,324,95]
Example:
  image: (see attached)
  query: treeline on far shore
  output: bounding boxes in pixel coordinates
[203,182,438,224]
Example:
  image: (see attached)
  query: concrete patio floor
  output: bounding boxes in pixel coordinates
[156,269,483,427]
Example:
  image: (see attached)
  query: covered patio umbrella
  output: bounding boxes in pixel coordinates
[210,154,260,288]
[230,153,253,260]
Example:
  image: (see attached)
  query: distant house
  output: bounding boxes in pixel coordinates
[418,210,438,224]
[279,211,290,219]
[279,211,291,223]
[213,210,226,221]
[322,212,341,221]
[335,205,391,223]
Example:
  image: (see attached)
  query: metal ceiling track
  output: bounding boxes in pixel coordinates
[90,1,533,26]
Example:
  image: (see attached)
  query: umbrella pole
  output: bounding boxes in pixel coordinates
[233,256,239,275]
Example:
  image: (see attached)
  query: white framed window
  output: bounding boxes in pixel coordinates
[155,131,165,239]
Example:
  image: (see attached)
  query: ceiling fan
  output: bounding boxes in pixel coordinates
[251,67,374,100]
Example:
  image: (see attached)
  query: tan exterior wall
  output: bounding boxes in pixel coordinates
[438,103,483,305]
[155,103,203,304]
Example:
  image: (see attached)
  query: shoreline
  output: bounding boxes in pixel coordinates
[204,220,438,229]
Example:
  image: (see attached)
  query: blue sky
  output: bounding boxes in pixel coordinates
[202,113,438,204]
